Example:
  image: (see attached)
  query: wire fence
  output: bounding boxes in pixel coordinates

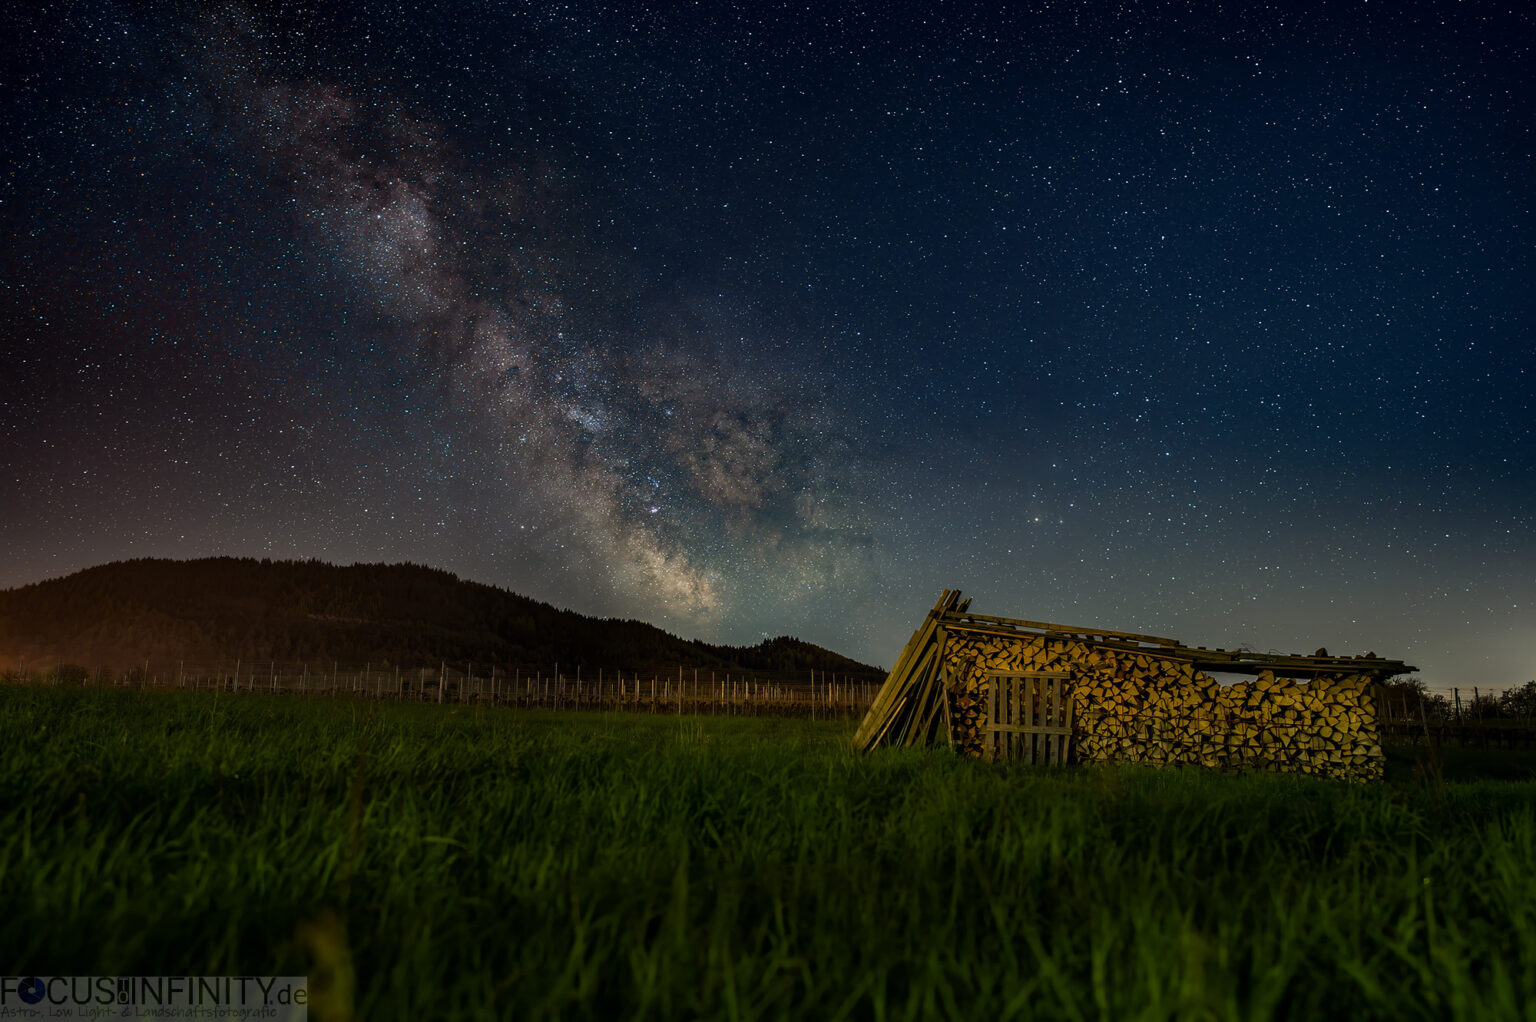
[2,659,883,721]
[7,659,1531,745]
[1377,684,1536,749]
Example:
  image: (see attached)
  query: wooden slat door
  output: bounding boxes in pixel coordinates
[983,671,1074,764]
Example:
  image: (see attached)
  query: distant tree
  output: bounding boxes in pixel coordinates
[1379,675,1452,721]
[1421,691,1453,720]
[1496,681,1536,720]
[1465,690,1505,719]
[52,664,91,686]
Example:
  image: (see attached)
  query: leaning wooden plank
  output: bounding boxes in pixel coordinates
[853,639,925,747]
[864,590,947,701]
[852,590,957,748]
[908,626,952,747]
[888,654,929,747]
[869,590,960,731]
[920,659,953,747]
[940,667,955,751]
[877,640,942,749]
[877,613,944,703]
[870,592,945,696]
[898,654,942,747]
[860,638,941,751]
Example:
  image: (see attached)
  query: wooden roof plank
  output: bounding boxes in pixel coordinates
[938,604,1412,676]
[939,610,1181,647]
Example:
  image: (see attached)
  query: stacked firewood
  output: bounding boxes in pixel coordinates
[940,633,1072,758]
[941,632,1384,781]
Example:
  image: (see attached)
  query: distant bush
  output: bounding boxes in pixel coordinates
[1496,680,1536,719]
[1380,675,1453,720]
[43,664,92,686]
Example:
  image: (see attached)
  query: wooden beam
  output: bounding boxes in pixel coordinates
[940,610,1180,647]
[942,620,1411,677]
[908,627,951,747]
[854,590,959,749]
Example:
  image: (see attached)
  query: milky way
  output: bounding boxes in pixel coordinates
[2,1,1532,688]
[184,3,877,621]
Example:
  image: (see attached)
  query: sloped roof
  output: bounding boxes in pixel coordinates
[939,606,1415,677]
[853,590,1414,753]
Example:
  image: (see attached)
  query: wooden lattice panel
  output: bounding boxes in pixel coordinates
[983,671,1073,765]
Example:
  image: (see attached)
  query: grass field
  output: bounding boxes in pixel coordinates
[3,687,1534,1021]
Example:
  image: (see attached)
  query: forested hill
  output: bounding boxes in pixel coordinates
[0,558,884,676]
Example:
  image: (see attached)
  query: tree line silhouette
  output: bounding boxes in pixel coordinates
[0,557,885,678]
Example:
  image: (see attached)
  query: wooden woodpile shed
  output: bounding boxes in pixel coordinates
[854,591,1414,781]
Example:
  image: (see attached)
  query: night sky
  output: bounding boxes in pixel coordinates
[3,1,1531,691]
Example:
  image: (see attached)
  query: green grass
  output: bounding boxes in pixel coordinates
[3,687,1534,1021]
